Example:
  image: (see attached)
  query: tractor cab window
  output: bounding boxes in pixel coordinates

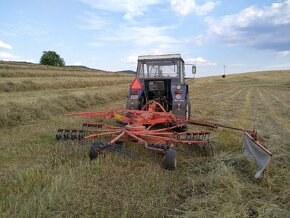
[138,61,179,79]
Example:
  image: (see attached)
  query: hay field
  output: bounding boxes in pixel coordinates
[0,62,289,217]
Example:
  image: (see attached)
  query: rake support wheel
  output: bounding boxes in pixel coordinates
[89,142,102,160]
[164,149,177,170]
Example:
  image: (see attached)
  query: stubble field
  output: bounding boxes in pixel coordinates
[0,62,289,217]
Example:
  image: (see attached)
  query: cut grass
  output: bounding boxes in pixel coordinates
[0,85,129,128]
[0,77,132,92]
[0,63,289,217]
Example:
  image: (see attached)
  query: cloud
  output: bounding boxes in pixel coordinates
[78,9,178,47]
[80,0,161,20]
[206,0,290,51]
[185,57,216,66]
[78,12,107,30]
[81,0,218,18]
[102,25,179,46]
[171,0,196,15]
[0,52,16,60]
[2,22,48,41]
[0,52,35,62]
[0,40,12,50]
[185,34,205,45]
[276,50,290,57]
[171,0,218,16]
[88,42,104,48]
[195,1,218,15]
[124,47,173,64]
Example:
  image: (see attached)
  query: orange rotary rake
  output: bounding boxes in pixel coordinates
[56,100,272,174]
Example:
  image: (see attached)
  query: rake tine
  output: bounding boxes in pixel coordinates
[71,130,77,140]
[56,129,64,141]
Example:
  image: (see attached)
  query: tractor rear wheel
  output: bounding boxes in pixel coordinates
[138,95,145,110]
[186,101,191,119]
[164,149,177,170]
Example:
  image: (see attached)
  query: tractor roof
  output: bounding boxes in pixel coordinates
[138,54,184,62]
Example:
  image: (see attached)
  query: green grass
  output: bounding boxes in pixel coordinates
[0,62,289,217]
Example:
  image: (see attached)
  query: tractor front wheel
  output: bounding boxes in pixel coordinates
[164,149,177,170]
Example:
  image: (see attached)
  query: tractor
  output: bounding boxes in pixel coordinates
[126,54,196,121]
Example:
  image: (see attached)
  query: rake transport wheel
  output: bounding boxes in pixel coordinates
[89,142,102,160]
[164,149,177,170]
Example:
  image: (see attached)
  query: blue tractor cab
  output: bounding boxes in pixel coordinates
[126,54,196,120]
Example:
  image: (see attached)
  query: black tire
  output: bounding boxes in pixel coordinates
[185,93,191,119]
[171,123,188,132]
[186,101,191,119]
[89,143,99,160]
[138,95,145,110]
[179,125,188,132]
[164,149,177,170]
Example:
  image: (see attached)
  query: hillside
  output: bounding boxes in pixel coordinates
[0,62,289,217]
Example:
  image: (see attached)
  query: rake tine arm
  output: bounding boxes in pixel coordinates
[145,123,156,131]
[148,132,174,136]
[64,112,113,118]
[187,118,218,128]
[125,131,147,144]
[212,123,251,132]
[86,129,123,133]
[135,133,178,144]
[149,124,185,133]
[187,118,253,132]
[109,130,148,145]
[84,130,122,139]
[110,131,126,144]
[102,124,123,129]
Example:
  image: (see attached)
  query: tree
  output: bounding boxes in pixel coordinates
[40,51,65,67]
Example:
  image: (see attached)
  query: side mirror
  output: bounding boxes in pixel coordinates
[192,65,196,74]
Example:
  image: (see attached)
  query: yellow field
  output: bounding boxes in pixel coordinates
[0,62,289,217]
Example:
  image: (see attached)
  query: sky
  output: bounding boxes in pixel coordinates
[0,0,290,77]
